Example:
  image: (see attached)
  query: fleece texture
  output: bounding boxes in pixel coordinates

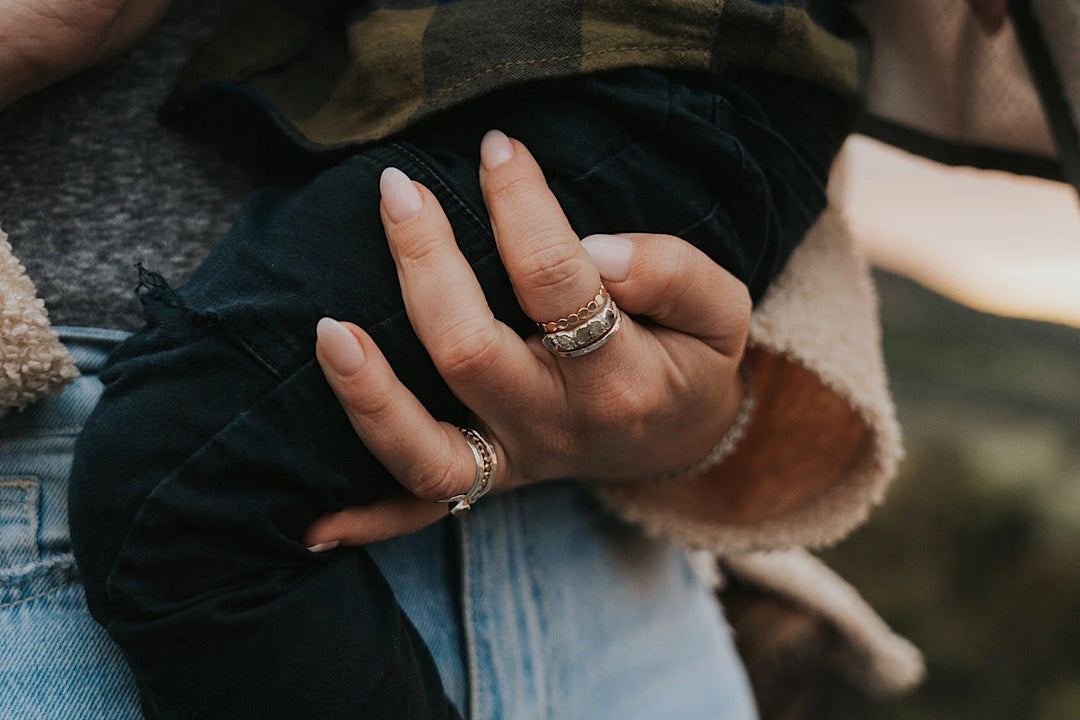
[721,549,925,696]
[0,227,78,416]
[597,205,903,553]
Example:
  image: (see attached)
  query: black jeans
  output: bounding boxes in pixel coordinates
[69,69,852,719]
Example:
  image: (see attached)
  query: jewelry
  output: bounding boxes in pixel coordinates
[438,426,497,516]
[653,365,755,481]
[540,295,621,358]
[536,285,607,333]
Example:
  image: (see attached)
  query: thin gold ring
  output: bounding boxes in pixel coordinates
[536,284,607,333]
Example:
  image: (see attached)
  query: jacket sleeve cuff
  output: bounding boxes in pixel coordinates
[595,206,903,552]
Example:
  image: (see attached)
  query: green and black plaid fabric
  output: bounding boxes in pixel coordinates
[171,0,859,149]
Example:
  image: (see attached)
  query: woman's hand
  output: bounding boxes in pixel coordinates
[305,131,751,548]
[0,0,172,109]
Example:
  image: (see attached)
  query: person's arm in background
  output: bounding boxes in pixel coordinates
[0,0,172,109]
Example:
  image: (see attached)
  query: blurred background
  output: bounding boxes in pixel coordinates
[814,134,1080,720]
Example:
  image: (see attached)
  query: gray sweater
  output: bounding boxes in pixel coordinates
[0,0,252,331]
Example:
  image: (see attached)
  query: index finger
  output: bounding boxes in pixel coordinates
[478,131,603,326]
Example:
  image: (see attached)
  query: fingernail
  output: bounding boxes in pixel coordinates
[380,167,423,223]
[306,540,340,553]
[480,130,513,170]
[581,234,634,282]
[317,317,366,376]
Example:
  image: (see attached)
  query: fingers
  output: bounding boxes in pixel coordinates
[316,318,497,503]
[305,495,448,547]
[478,130,603,326]
[581,233,751,359]
[379,167,544,403]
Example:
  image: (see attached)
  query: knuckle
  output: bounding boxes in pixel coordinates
[409,440,466,500]
[490,168,543,206]
[588,379,662,438]
[409,459,461,501]
[654,253,693,320]
[718,281,752,342]
[517,242,584,296]
[340,372,397,420]
[431,322,501,382]
[394,226,446,265]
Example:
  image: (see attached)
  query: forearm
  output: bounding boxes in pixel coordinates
[0,0,173,110]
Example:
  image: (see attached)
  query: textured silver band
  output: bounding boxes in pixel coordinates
[438,426,497,516]
[540,295,621,358]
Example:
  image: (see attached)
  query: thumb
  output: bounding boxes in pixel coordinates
[581,233,750,358]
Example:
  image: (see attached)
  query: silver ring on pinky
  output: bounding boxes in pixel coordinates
[437,427,497,516]
[541,297,622,358]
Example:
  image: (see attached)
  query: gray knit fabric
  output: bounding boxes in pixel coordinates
[0,0,253,331]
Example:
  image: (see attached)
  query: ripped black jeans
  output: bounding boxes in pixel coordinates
[68,69,852,720]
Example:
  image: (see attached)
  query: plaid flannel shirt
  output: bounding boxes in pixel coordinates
[169,0,859,149]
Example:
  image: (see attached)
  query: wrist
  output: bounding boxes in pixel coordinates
[653,364,755,482]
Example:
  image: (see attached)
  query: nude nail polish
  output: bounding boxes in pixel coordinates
[306,541,340,553]
[581,234,634,282]
[317,317,365,376]
[380,167,423,223]
[480,130,514,169]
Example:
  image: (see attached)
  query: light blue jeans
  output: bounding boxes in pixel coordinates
[1,327,758,719]
[0,328,141,719]
[369,484,760,719]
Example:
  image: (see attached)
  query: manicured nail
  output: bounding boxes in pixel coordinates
[307,540,340,553]
[480,130,513,169]
[317,317,366,376]
[581,234,634,282]
[380,167,423,223]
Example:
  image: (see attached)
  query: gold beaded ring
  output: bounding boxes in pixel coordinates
[536,284,607,333]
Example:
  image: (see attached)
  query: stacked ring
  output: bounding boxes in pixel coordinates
[438,426,497,516]
[540,291,621,358]
[536,285,608,333]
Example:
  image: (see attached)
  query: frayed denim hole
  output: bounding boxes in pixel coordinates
[133,264,292,379]
[0,477,40,571]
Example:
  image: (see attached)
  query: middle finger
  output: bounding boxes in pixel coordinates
[478,130,604,327]
[378,166,545,403]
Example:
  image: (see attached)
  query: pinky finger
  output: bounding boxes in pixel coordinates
[305,496,448,547]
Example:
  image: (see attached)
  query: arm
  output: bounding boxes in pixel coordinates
[0,1,172,109]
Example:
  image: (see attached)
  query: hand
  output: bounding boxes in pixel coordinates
[305,131,750,548]
[0,0,172,109]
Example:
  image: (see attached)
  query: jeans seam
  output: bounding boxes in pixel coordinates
[0,579,78,610]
